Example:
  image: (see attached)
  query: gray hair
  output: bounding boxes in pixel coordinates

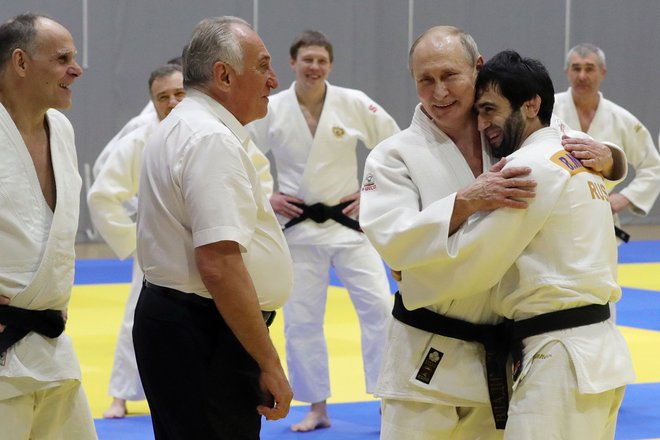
[0,13,49,74]
[183,16,249,88]
[408,25,480,75]
[565,43,606,70]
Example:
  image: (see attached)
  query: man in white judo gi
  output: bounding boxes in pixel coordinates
[247,29,399,432]
[0,13,98,439]
[88,63,185,419]
[467,49,633,439]
[359,26,627,440]
[91,55,183,179]
[554,43,660,240]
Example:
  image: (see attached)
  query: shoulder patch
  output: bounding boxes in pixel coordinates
[368,104,378,113]
[550,151,593,176]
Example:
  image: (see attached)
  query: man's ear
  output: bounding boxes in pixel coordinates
[12,49,29,78]
[213,61,232,91]
[523,95,542,118]
[475,55,484,72]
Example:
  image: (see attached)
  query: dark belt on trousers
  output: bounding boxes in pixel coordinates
[143,280,276,327]
[283,200,362,232]
[391,292,510,429]
[509,302,610,381]
[0,305,66,354]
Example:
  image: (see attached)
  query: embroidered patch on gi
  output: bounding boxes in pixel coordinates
[332,126,345,138]
[415,348,443,384]
[361,173,377,192]
[368,104,378,113]
[0,350,6,367]
[550,151,592,176]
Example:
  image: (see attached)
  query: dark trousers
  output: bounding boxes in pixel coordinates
[133,283,262,440]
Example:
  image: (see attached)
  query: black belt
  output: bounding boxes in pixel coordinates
[392,293,611,430]
[391,292,510,429]
[615,225,630,243]
[283,200,362,232]
[143,280,276,327]
[509,303,610,381]
[0,305,66,354]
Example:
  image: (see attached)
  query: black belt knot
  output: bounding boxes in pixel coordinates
[391,292,510,429]
[283,200,362,232]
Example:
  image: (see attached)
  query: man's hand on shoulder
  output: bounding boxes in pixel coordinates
[562,136,614,178]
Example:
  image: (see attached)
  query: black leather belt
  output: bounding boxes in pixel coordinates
[283,200,362,232]
[143,280,276,327]
[0,305,66,354]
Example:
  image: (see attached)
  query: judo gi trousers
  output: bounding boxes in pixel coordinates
[505,340,625,440]
[380,398,501,440]
[284,241,392,403]
[133,283,263,440]
[0,378,97,440]
[108,259,145,401]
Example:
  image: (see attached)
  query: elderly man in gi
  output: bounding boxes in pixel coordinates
[88,64,185,419]
[247,29,399,432]
[133,16,293,440]
[554,43,660,241]
[454,49,633,439]
[0,13,97,439]
[359,26,627,440]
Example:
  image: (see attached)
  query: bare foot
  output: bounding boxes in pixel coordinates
[103,398,127,419]
[291,401,331,432]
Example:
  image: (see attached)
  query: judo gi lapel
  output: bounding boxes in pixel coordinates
[298,82,340,202]
[10,110,81,309]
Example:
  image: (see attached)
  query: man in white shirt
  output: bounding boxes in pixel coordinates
[88,64,185,419]
[554,43,660,238]
[134,16,293,439]
[0,13,97,440]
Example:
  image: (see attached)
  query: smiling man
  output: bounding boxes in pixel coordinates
[453,49,634,439]
[359,26,628,440]
[0,13,97,440]
[247,29,400,432]
[554,44,660,228]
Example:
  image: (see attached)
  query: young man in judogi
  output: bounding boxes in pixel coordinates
[247,30,399,432]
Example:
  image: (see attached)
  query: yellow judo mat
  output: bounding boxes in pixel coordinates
[68,273,660,419]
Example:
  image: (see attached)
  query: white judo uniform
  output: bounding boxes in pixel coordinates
[92,102,158,179]
[0,105,97,439]
[88,114,274,403]
[414,126,635,439]
[554,89,660,217]
[88,124,153,402]
[247,81,399,403]
[360,106,629,439]
[360,105,503,439]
